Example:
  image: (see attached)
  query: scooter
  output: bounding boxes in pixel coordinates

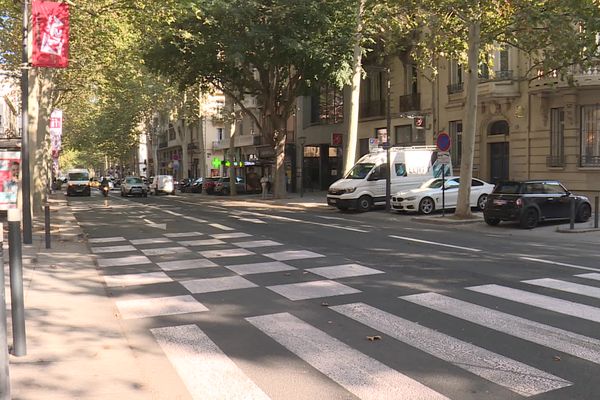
[101,185,109,197]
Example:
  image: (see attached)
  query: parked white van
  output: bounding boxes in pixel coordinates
[65,168,91,196]
[326,146,451,211]
[150,175,175,195]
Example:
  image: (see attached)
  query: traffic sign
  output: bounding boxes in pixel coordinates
[437,151,451,165]
[436,132,451,152]
[414,116,425,129]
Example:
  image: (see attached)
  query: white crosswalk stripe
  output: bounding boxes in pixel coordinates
[151,324,271,400]
[246,312,450,400]
[523,278,600,299]
[401,292,600,365]
[468,284,600,323]
[330,302,571,397]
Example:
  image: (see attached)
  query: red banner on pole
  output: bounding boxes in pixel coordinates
[31,1,69,68]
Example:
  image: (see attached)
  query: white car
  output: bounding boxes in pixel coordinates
[391,177,495,215]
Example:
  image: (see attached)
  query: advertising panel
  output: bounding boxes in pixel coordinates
[0,151,21,210]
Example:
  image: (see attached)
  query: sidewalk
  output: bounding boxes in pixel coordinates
[4,194,156,400]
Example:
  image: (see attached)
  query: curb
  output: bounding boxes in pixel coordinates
[411,216,483,225]
[556,227,600,233]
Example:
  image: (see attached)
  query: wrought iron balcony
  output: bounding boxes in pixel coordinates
[580,155,600,167]
[398,93,420,112]
[447,82,464,95]
[479,70,513,82]
[546,155,565,167]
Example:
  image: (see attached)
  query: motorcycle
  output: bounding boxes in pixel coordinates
[101,185,109,197]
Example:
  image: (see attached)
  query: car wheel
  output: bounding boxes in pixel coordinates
[576,203,592,222]
[477,194,488,211]
[357,195,372,212]
[418,197,435,215]
[484,217,500,226]
[520,208,539,229]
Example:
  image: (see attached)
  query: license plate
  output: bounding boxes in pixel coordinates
[493,199,507,205]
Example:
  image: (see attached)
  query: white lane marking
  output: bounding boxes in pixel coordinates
[236,218,267,224]
[97,255,152,268]
[178,239,226,247]
[306,264,384,279]
[523,278,600,300]
[116,295,208,319]
[211,232,252,239]
[184,216,208,223]
[246,313,449,400]
[151,325,271,400]
[232,240,283,249]
[130,237,173,245]
[468,284,600,323]
[91,245,137,254]
[209,223,235,231]
[389,235,482,252]
[141,247,191,256]
[182,275,258,294]
[225,261,296,275]
[401,292,600,365]
[164,232,204,238]
[267,280,360,301]
[103,271,173,287]
[157,259,218,271]
[162,209,183,216]
[576,273,600,282]
[519,257,600,273]
[200,249,255,258]
[88,236,126,244]
[264,250,325,261]
[331,302,571,397]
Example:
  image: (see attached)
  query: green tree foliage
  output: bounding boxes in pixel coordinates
[140,0,358,197]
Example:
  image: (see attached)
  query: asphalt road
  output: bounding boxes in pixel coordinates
[68,189,600,400]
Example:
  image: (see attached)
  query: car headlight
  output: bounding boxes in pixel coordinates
[405,196,416,201]
[344,187,356,193]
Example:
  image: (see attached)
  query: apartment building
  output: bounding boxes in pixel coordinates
[295,49,600,198]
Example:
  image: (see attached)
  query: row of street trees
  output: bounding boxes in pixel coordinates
[1,0,599,213]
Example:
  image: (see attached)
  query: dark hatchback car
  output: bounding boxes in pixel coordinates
[483,180,592,229]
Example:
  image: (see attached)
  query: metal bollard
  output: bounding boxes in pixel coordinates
[0,223,11,399]
[8,209,26,356]
[45,204,51,249]
[595,196,599,229]
[569,197,575,230]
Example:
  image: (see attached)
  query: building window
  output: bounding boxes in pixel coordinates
[309,85,344,125]
[448,60,464,94]
[489,120,509,135]
[395,124,424,146]
[581,105,600,167]
[359,68,386,118]
[407,64,418,94]
[216,128,224,141]
[168,124,176,140]
[548,108,565,167]
[449,120,462,165]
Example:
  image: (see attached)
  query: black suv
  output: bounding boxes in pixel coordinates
[483,180,592,229]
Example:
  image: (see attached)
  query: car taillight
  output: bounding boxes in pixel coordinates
[515,198,523,207]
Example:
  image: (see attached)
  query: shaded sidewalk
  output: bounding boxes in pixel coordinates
[3,194,180,400]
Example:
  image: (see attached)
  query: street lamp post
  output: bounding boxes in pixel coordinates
[298,136,306,197]
[385,66,392,212]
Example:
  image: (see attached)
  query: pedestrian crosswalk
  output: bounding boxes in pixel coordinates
[86,227,600,399]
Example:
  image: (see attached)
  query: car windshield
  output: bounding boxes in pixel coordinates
[127,177,142,184]
[68,172,89,180]
[494,182,521,194]
[345,163,375,179]
[421,179,443,189]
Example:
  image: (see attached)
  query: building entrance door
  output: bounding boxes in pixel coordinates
[490,142,509,183]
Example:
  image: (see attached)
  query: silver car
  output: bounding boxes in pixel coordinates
[120,176,148,197]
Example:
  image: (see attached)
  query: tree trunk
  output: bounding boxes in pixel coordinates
[343,0,364,174]
[455,20,480,218]
[225,95,237,195]
[273,116,287,199]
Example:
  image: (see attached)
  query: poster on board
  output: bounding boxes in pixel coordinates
[0,151,21,210]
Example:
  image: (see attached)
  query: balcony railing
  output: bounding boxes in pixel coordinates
[479,70,513,82]
[447,82,464,95]
[580,155,600,167]
[398,93,420,112]
[359,100,386,118]
[546,155,565,167]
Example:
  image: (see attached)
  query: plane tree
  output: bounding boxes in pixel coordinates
[140,0,358,198]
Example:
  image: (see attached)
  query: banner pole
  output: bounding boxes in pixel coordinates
[21,0,33,244]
